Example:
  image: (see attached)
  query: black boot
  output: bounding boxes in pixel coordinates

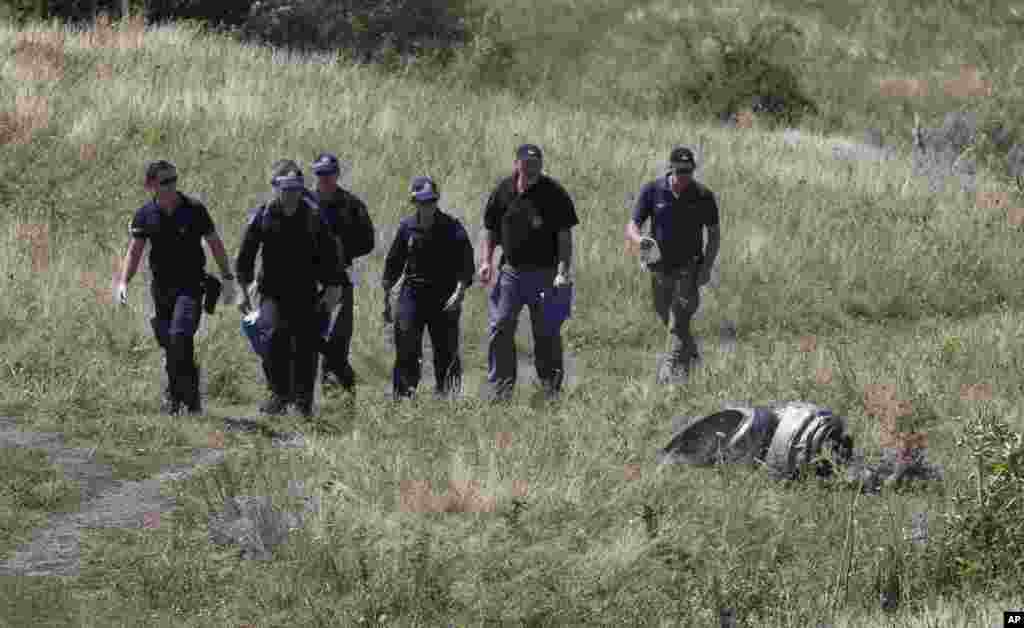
[260,393,289,416]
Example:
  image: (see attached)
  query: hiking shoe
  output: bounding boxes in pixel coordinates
[293,398,314,419]
[259,394,289,416]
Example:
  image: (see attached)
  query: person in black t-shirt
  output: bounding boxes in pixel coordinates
[625,146,721,383]
[480,144,579,402]
[381,176,475,399]
[116,160,237,415]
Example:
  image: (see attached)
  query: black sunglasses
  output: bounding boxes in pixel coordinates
[158,176,178,185]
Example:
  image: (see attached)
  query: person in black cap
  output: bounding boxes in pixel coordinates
[309,152,375,397]
[381,175,475,399]
[235,159,344,417]
[625,146,721,383]
[116,160,237,415]
[480,143,579,402]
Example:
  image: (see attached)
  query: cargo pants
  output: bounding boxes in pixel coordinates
[392,285,462,399]
[651,260,700,380]
[486,266,564,401]
[320,280,356,390]
[259,294,320,406]
[150,283,203,413]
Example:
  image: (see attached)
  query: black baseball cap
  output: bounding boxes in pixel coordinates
[516,144,543,161]
[668,146,696,173]
[144,159,176,181]
[312,152,340,176]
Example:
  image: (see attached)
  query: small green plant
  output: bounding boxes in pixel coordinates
[931,408,1024,593]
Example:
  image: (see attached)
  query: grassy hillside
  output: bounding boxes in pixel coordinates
[0,6,1023,626]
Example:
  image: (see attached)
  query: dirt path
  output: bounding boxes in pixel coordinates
[0,416,233,577]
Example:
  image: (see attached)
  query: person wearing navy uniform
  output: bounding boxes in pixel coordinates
[625,146,721,383]
[116,160,237,415]
[235,159,344,417]
[309,152,376,396]
[381,176,475,399]
[479,143,578,402]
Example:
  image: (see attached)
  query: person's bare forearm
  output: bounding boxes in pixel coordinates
[120,239,145,284]
[205,234,233,276]
[481,229,497,267]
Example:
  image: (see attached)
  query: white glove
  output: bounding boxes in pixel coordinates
[553,272,571,288]
[220,278,237,305]
[115,281,128,305]
[443,285,466,312]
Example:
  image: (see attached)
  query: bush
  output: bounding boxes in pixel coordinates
[662,16,818,128]
[144,0,254,31]
[238,0,472,65]
[930,410,1024,593]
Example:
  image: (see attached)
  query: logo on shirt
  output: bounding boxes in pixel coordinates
[656,202,667,209]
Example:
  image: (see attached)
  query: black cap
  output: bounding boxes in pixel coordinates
[668,146,696,173]
[144,159,176,181]
[312,152,340,175]
[516,144,543,161]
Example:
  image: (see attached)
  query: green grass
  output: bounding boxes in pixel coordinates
[0,5,1023,626]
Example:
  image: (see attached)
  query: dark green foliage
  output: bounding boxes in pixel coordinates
[930,411,1024,593]
[238,0,472,64]
[144,0,253,30]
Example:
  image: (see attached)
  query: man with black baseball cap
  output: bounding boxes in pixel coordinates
[480,143,579,402]
[116,160,237,415]
[625,146,721,383]
[309,152,376,397]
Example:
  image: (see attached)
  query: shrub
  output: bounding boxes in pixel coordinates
[663,16,819,128]
[144,0,254,31]
[238,0,471,65]
[929,409,1024,594]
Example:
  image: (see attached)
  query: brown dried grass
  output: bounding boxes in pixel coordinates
[16,222,50,273]
[959,382,993,402]
[735,109,755,129]
[1007,207,1024,228]
[814,367,833,386]
[943,65,993,99]
[79,143,98,162]
[798,335,817,353]
[82,13,145,51]
[863,383,921,449]
[14,31,65,82]
[494,431,513,450]
[96,62,114,81]
[623,463,641,481]
[142,511,161,529]
[0,95,50,146]
[976,190,1010,210]
[877,77,929,99]
[399,479,500,514]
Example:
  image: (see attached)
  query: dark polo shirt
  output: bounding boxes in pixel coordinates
[483,174,579,269]
[130,193,215,288]
[382,210,475,295]
[632,176,719,271]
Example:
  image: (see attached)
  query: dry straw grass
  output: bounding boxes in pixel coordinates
[862,383,924,450]
[494,431,513,450]
[399,479,499,514]
[78,256,120,304]
[814,367,833,385]
[976,190,1010,210]
[877,77,929,98]
[959,382,993,402]
[95,63,115,81]
[798,334,817,352]
[0,95,50,146]
[14,31,65,82]
[16,222,50,273]
[208,430,226,449]
[943,65,993,99]
[735,109,756,129]
[82,13,145,51]
[142,511,161,529]
[1007,206,1024,228]
[623,463,641,481]
[79,143,98,162]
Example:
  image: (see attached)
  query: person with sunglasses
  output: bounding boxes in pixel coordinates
[116,160,237,415]
[625,146,721,384]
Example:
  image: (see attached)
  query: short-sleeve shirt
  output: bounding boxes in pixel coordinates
[483,174,579,269]
[632,177,719,271]
[130,193,215,287]
[381,211,475,295]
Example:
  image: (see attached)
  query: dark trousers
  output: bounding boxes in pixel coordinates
[392,285,462,398]
[485,266,564,401]
[150,284,203,410]
[320,281,355,388]
[259,295,319,403]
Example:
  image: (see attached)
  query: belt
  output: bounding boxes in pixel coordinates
[502,263,555,273]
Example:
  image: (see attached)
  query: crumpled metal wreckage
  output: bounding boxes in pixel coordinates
[657,401,944,492]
